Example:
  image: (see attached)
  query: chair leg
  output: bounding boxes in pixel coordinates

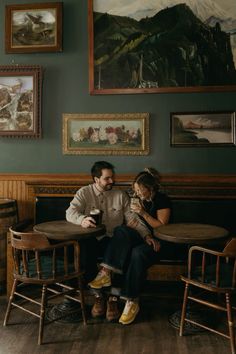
[78,276,87,325]
[3,279,18,326]
[38,285,47,345]
[179,282,189,336]
[226,292,236,354]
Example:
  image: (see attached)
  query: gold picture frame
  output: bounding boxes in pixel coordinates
[5,2,63,53]
[62,113,149,155]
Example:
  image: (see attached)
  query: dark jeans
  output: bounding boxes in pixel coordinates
[102,225,161,299]
[79,236,111,283]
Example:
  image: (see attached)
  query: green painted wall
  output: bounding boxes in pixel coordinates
[0,0,235,174]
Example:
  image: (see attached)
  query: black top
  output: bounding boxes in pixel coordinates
[140,192,186,260]
[140,191,172,234]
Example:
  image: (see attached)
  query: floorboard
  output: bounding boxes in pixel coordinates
[0,282,233,354]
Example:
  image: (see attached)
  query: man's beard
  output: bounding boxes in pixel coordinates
[103,183,113,191]
[96,181,113,191]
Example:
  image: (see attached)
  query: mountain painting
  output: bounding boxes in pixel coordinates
[89,0,236,93]
[171,111,235,146]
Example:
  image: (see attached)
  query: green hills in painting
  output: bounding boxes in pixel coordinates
[93,3,236,89]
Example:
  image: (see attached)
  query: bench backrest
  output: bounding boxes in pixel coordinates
[36,196,236,235]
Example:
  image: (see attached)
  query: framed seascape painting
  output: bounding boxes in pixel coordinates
[88,0,236,94]
[171,111,236,147]
[62,113,149,155]
[0,65,42,138]
[5,2,62,53]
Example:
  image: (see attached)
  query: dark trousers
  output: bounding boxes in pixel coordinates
[79,236,111,283]
[102,225,161,299]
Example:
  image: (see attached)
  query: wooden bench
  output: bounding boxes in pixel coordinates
[6,175,236,297]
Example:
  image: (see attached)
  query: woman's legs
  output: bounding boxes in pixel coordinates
[120,242,160,299]
[89,225,160,324]
[119,242,160,325]
[88,225,144,321]
[101,225,144,273]
[80,236,111,283]
[89,225,143,288]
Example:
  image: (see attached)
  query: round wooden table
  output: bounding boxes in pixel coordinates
[33,220,106,241]
[154,223,229,332]
[33,220,106,323]
[155,223,229,244]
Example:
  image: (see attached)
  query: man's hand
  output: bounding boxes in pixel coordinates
[145,236,161,252]
[81,216,97,228]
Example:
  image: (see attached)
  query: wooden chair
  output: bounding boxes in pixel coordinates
[3,226,87,345]
[179,238,236,354]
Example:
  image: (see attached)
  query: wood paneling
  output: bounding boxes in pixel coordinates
[2,173,236,297]
[2,173,236,220]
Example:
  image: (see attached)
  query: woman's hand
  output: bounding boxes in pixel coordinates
[131,201,144,215]
[145,236,161,252]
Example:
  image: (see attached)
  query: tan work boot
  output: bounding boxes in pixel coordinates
[106,296,120,322]
[91,296,106,318]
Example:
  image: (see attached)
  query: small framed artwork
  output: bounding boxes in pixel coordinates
[5,2,62,53]
[0,65,42,138]
[62,113,149,155]
[171,111,236,147]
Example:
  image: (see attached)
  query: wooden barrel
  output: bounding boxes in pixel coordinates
[0,199,18,293]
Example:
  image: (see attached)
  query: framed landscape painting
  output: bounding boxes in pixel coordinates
[171,111,236,147]
[62,113,149,155]
[88,0,236,94]
[5,2,62,53]
[0,65,42,138]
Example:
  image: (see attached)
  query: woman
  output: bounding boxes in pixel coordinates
[89,168,171,325]
[130,167,171,249]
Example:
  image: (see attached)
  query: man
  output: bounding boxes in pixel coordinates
[66,161,152,322]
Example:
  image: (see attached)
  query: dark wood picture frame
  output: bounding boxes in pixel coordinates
[171,111,236,147]
[5,2,62,53]
[0,65,43,138]
[88,0,236,95]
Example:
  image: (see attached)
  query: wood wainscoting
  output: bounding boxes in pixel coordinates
[2,173,236,297]
[1,173,236,220]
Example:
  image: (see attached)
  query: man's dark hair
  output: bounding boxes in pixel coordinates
[91,161,115,181]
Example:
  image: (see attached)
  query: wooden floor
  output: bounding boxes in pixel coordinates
[0,282,233,354]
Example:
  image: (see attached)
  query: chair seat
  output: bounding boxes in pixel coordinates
[181,275,234,293]
[192,263,234,288]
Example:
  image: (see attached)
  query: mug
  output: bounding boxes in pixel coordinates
[130,197,140,210]
[90,209,101,225]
